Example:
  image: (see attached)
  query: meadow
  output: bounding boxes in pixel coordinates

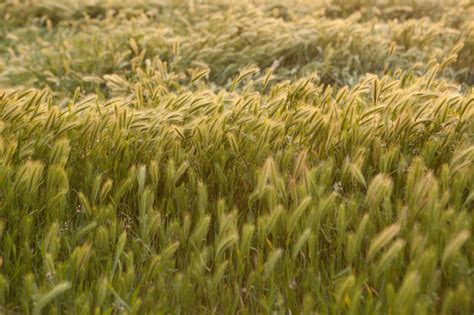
[0,0,473,313]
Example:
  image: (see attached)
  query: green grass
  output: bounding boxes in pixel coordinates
[0,0,473,314]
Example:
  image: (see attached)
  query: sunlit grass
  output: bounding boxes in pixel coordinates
[0,0,472,314]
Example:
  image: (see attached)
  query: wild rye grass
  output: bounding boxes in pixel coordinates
[1,0,473,96]
[0,0,473,314]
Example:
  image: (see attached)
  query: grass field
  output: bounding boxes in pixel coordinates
[0,0,473,314]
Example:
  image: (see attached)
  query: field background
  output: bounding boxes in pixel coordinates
[0,0,473,314]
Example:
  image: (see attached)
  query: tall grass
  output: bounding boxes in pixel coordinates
[0,0,473,314]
